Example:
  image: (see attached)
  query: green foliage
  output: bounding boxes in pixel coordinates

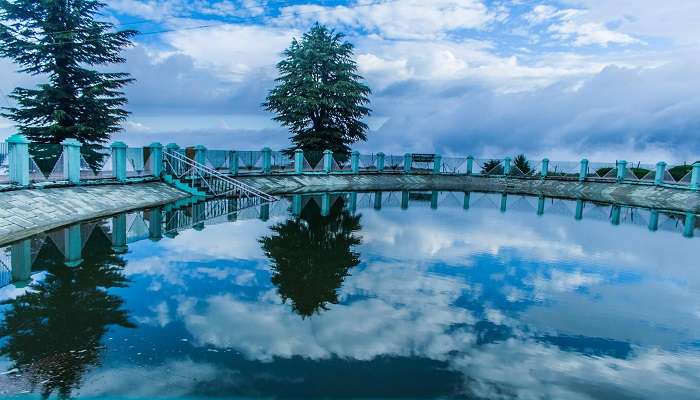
[259,195,362,317]
[481,159,503,175]
[594,167,613,177]
[264,23,371,158]
[669,164,694,181]
[630,167,651,179]
[513,154,533,175]
[0,0,136,157]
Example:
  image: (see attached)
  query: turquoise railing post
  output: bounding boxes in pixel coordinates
[433,154,442,174]
[262,147,272,175]
[64,225,83,267]
[611,205,621,225]
[294,149,304,174]
[349,192,357,214]
[60,138,82,184]
[648,210,659,232]
[10,239,31,288]
[403,153,412,174]
[374,191,383,210]
[111,141,127,182]
[500,193,507,212]
[323,149,333,174]
[683,212,695,238]
[148,142,163,177]
[149,208,163,241]
[690,162,700,191]
[194,145,207,166]
[351,151,360,173]
[260,203,270,221]
[377,152,385,172]
[291,194,302,216]
[321,193,331,216]
[503,157,512,176]
[6,134,30,186]
[616,160,628,182]
[229,151,239,176]
[537,195,545,215]
[401,190,409,209]
[227,198,238,222]
[466,156,474,175]
[463,192,471,209]
[165,143,179,176]
[654,162,666,186]
[112,213,128,253]
[430,191,438,209]
[578,159,589,182]
[575,199,584,220]
[541,158,549,178]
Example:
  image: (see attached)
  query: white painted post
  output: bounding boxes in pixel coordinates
[6,134,30,186]
[61,138,82,184]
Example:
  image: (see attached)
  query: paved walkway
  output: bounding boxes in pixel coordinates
[0,183,188,246]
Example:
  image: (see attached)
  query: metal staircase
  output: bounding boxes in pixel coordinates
[163,149,276,202]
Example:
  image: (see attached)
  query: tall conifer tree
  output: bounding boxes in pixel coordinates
[0,0,135,156]
[264,23,371,160]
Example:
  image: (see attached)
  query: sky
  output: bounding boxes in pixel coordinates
[1,0,700,162]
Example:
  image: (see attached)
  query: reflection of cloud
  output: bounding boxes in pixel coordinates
[133,301,171,328]
[528,269,604,300]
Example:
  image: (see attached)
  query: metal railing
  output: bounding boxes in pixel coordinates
[163,149,276,202]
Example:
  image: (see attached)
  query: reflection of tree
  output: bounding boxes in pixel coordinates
[260,196,362,317]
[0,223,134,399]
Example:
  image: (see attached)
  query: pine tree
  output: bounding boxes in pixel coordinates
[264,23,371,161]
[0,0,136,167]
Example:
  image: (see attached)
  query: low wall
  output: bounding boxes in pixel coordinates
[0,182,188,246]
[235,174,700,214]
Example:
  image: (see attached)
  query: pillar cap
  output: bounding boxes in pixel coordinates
[111,141,127,148]
[148,142,163,149]
[262,147,272,152]
[504,156,512,161]
[693,162,700,167]
[60,138,82,147]
[6,134,29,144]
[377,152,385,156]
[542,158,549,162]
[323,149,332,154]
[580,158,588,163]
[294,148,304,153]
[352,150,360,155]
[165,143,180,149]
[194,145,207,150]
[467,155,474,159]
[656,161,667,166]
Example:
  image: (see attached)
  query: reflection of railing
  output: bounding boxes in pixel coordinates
[163,149,276,202]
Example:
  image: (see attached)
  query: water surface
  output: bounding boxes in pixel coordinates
[1,191,699,399]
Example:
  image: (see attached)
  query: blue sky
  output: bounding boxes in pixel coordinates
[1,0,700,162]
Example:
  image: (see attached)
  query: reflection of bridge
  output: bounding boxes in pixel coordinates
[1,191,696,289]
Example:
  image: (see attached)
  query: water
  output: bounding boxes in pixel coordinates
[0,191,699,399]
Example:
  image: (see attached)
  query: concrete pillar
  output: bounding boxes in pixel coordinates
[351,151,360,173]
[148,208,163,241]
[229,151,239,176]
[262,147,272,175]
[683,212,695,238]
[575,199,584,220]
[401,190,409,210]
[537,196,545,216]
[260,203,270,221]
[227,198,238,222]
[433,155,442,174]
[111,141,127,182]
[648,210,659,232]
[193,202,205,231]
[578,159,589,182]
[61,138,82,184]
[292,194,302,217]
[112,213,128,253]
[500,193,507,213]
[148,142,163,177]
[430,191,438,210]
[6,134,30,186]
[164,143,179,176]
[541,158,549,178]
[611,205,621,226]
[377,153,385,172]
[463,192,471,210]
[690,162,700,191]
[374,192,382,210]
[194,145,206,166]
[616,160,628,182]
[349,192,357,214]
[321,193,331,216]
[294,149,304,174]
[654,162,667,186]
[10,239,31,288]
[64,225,83,267]
[323,149,333,174]
[403,153,412,174]
[503,157,511,176]
[466,156,474,175]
